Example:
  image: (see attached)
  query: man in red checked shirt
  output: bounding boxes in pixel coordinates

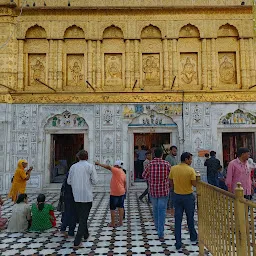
[142,147,171,240]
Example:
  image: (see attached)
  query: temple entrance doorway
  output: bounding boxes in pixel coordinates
[222,132,255,166]
[50,134,84,183]
[134,132,171,182]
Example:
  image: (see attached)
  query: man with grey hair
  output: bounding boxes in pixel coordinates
[67,150,98,248]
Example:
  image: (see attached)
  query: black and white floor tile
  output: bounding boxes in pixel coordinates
[0,192,209,256]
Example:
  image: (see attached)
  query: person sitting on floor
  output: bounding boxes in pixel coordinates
[0,195,8,230]
[7,194,31,232]
[30,194,55,232]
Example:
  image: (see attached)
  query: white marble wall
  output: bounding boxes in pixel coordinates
[0,102,256,194]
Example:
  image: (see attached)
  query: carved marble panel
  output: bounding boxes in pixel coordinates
[104,54,122,86]
[95,118,100,129]
[180,53,198,85]
[31,143,37,155]
[102,155,115,166]
[95,130,100,154]
[26,174,40,188]
[17,105,30,129]
[67,54,84,87]
[219,52,237,84]
[17,132,29,154]
[142,54,160,85]
[102,106,114,126]
[95,105,100,116]
[116,141,122,154]
[28,54,46,86]
[102,131,114,154]
[205,130,212,149]
[191,104,203,126]
[192,130,204,152]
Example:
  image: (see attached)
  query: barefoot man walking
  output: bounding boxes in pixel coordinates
[95,160,126,227]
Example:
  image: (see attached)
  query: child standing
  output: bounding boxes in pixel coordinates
[95,160,126,227]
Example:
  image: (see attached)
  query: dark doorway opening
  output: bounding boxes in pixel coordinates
[222,132,255,165]
[134,133,171,182]
[51,134,84,183]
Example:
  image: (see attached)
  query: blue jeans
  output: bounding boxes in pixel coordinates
[150,195,168,238]
[167,188,174,209]
[207,176,218,186]
[173,193,197,248]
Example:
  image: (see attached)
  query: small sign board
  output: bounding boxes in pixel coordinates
[198,150,210,157]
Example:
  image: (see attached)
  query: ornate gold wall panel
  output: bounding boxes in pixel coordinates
[0,91,254,104]
[0,3,254,103]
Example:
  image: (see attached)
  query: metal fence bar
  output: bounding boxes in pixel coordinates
[196,174,256,256]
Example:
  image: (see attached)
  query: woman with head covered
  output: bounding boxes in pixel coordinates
[8,159,33,202]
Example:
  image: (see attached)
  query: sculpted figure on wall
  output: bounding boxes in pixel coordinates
[29,55,46,86]
[105,54,122,86]
[180,55,197,85]
[142,54,160,85]
[67,55,84,86]
[219,53,236,84]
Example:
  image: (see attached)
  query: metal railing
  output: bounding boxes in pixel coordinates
[196,174,256,256]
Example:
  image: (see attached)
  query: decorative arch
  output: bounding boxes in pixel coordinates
[102,25,124,39]
[64,25,85,39]
[218,109,256,125]
[25,25,47,39]
[128,110,177,127]
[217,24,239,38]
[179,24,200,38]
[141,25,162,39]
[45,111,89,129]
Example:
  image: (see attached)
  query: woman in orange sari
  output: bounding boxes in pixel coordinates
[8,159,33,202]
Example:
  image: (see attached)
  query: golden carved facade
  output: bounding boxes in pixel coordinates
[0,0,255,103]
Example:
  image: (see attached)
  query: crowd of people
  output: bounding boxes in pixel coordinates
[0,146,255,251]
[204,148,256,200]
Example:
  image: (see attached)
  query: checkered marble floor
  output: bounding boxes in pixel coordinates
[0,192,208,256]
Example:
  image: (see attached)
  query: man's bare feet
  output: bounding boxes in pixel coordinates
[108,222,116,228]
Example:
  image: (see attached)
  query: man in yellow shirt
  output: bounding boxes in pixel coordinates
[169,152,197,251]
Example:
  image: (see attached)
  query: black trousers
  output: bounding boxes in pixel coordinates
[74,202,92,246]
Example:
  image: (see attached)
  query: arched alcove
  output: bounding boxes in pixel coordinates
[217,24,239,38]
[140,25,163,89]
[64,25,85,39]
[24,25,48,90]
[179,24,200,38]
[102,26,125,89]
[103,25,124,39]
[25,25,47,39]
[63,25,86,88]
[178,24,201,90]
[141,25,162,39]
[217,24,239,88]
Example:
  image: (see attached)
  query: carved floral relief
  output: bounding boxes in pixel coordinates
[67,54,84,86]
[104,54,122,86]
[219,52,236,84]
[142,54,160,85]
[29,54,46,86]
[180,53,198,85]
